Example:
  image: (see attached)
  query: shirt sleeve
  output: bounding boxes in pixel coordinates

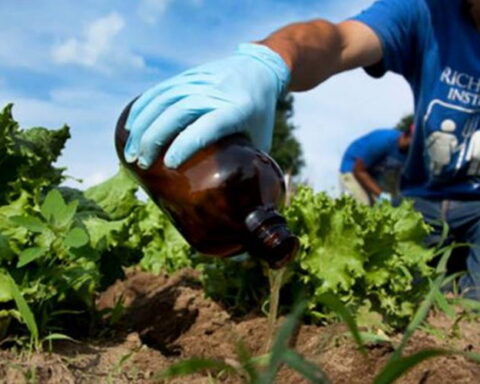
[351,0,427,79]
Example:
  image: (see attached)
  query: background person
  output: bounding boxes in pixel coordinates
[123,0,480,299]
[340,125,412,205]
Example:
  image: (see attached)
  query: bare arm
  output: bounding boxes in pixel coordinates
[352,158,383,197]
[259,20,383,91]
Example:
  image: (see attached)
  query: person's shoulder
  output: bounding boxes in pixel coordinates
[370,128,400,137]
[365,128,400,144]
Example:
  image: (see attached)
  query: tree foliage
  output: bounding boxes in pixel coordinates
[0,104,70,205]
[270,94,304,176]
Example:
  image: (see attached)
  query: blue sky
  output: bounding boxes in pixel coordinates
[0,0,413,193]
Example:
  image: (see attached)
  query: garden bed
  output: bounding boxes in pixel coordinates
[1,269,479,383]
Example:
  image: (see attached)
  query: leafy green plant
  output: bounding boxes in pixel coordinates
[0,189,101,338]
[283,186,435,328]
[0,104,116,339]
[0,104,69,206]
[199,187,436,329]
[0,105,195,340]
[82,168,194,277]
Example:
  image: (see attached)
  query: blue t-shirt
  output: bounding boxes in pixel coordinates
[340,129,403,173]
[353,0,480,199]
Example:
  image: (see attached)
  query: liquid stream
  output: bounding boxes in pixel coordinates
[265,267,286,352]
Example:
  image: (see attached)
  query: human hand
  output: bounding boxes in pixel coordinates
[123,43,290,169]
[376,192,392,204]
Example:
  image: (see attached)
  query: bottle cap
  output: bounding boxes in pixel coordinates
[245,207,299,269]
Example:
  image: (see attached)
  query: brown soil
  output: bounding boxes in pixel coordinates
[0,268,479,384]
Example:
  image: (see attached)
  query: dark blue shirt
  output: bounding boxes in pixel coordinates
[340,129,403,173]
[353,0,480,199]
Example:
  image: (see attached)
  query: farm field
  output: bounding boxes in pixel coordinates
[0,269,479,383]
[1,106,480,383]
[5,0,480,381]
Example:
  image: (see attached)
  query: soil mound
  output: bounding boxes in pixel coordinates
[0,268,479,383]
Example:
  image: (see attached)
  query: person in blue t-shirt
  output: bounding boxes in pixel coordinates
[122,0,480,299]
[340,128,411,205]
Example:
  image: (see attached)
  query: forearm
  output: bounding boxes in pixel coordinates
[354,170,382,197]
[259,20,382,91]
[259,20,344,91]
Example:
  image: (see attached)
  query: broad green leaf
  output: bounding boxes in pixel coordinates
[84,167,139,220]
[64,227,89,248]
[0,270,13,302]
[10,215,46,233]
[0,234,14,262]
[55,199,79,228]
[40,189,65,223]
[17,247,47,268]
[35,228,56,249]
[0,194,32,242]
[83,217,125,249]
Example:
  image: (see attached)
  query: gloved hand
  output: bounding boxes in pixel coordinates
[124,43,291,169]
[376,192,392,204]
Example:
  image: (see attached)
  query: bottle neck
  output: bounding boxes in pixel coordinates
[245,207,299,269]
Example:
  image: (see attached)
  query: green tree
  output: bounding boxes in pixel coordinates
[0,104,70,205]
[270,94,304,177]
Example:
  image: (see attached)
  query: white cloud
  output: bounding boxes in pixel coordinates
[138,0,172,24]
[51,12,145,72]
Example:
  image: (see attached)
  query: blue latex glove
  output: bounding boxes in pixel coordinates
[376,192,392,204]
[124,43,291,169]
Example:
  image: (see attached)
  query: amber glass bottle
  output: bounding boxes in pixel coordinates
[115,101,299,268]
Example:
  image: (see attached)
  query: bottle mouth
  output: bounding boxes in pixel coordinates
[245,207,299,269]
